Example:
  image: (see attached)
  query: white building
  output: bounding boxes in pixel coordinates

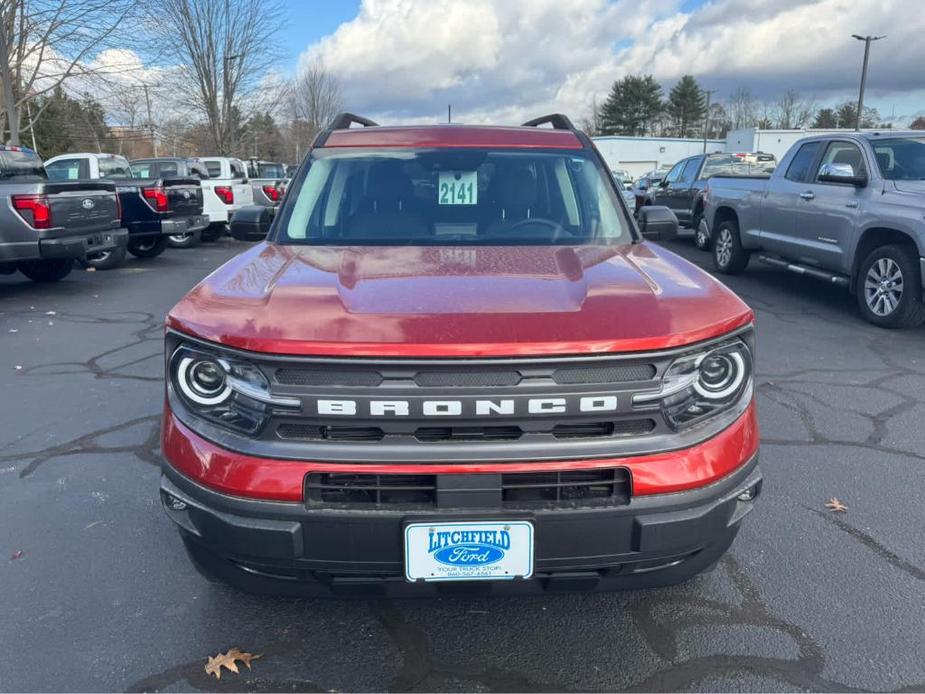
[592,135,724,178]
[723,127,885,161]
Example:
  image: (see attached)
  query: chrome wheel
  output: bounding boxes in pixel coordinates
[716,228,733,267]
[169,233,192,243]
[864,257,904,316]
[87,250,111,263]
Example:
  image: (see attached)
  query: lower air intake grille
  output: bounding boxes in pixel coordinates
[305,469,630,509]
[277,424,385,442]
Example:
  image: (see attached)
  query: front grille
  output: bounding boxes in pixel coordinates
[276,369,382,387]
[277,423,385,442]
[414,426,523,442]
[248,350,691,462]
[552,419,655,439]
[552,364,656,384]
[305,469,631,509]
[278,419,655,443]
[414,370,521,387]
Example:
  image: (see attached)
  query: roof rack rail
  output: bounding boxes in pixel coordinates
[521,114,578,132]
[328,112,379,130]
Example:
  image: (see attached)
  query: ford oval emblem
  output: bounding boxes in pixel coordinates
[433,544,505,567]
[182,190,190,199]
[81,198,95,210]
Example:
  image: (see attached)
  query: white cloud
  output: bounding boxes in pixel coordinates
[299,0,925,125]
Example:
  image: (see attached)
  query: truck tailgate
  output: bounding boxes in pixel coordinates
[163,178,204,216]
[43,182,119,234]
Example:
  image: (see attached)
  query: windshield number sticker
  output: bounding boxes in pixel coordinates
[439,171,477,205]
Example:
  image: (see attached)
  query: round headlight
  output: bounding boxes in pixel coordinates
[176,356,231,405]
[694,352,745,399]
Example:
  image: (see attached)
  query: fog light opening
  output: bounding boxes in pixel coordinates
[163,492,188,512]
[737,486,758,502]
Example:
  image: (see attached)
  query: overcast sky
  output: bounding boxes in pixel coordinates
[284,0,922,125]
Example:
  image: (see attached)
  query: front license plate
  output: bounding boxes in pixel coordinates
[404,520,534,582]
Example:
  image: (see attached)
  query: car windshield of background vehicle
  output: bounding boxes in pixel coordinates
[280,148,630,246]
[257,163,286,178]
[873,138,925,180]
[0,150,47,180]
[99,156,132,179]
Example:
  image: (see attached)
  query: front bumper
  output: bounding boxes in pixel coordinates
[38,228,128,260]
[161,450,761,596]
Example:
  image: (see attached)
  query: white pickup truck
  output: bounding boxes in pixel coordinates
[199,157,254,239]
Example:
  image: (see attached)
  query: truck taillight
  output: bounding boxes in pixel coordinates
[114,192,122,222]
[142,186,169,212]
[214,186,234,205]
[12,194,52,229]
[262,184,280,202]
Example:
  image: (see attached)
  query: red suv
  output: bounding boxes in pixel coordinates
[161,113,760,596]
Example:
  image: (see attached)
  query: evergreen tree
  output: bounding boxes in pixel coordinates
[812,108,837,128]
[599,75,663,136]
[28,88,111,158]
[910,116,925,130]
[666,75,706,138]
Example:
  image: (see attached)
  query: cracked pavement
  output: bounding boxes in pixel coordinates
[2,236,924,692]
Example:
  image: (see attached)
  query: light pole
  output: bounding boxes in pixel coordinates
[851,34,885,131]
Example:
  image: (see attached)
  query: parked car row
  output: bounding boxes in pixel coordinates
[0,147,288,281]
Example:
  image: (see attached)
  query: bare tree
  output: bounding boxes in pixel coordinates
[773,89,816,129]
[288,59,341,157]
[0,0,139,144]
[727,86,755,130]
[151,0,283,154]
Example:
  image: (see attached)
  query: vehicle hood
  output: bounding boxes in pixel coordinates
[168,243,753,356]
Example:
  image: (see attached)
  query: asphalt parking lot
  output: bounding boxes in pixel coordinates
[2,235,925,693]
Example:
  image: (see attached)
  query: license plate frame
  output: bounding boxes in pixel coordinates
[404,519,534,583]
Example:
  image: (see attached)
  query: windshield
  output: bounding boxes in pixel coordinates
[252,162,286,178]
[0,150,47,180]
[278,148,631,246]
[873,137,925,180]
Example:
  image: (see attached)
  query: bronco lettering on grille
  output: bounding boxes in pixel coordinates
[314,397,620,417]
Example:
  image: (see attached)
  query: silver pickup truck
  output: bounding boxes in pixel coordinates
[703,132,925,328]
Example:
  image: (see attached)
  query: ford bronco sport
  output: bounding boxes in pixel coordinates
[160,114,761,596]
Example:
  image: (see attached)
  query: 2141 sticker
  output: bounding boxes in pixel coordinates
[438,171,478,205]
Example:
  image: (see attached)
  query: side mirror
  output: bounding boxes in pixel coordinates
[638,206,679,242]
[229,205,275,241]
[818,162,867,187]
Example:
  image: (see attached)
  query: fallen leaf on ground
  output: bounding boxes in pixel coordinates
[825,497,848,512]
[10,550,23,561]
[204,648,262,679]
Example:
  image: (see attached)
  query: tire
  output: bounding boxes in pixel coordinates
[856,245,925,329]
[167,230,201,249]
[200,224,225,242]
[693,214,711,251]
[127,235,169,258]
[82,240,128,270]
[18,259,73,282]
[712,219,750,274]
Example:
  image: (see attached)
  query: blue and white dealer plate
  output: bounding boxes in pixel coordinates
[404,520,534,582]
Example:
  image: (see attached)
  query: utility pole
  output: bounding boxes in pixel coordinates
[448,104,452,124]
[851,34,885,131]
[143,84,158,156]
[702,90,716,153]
